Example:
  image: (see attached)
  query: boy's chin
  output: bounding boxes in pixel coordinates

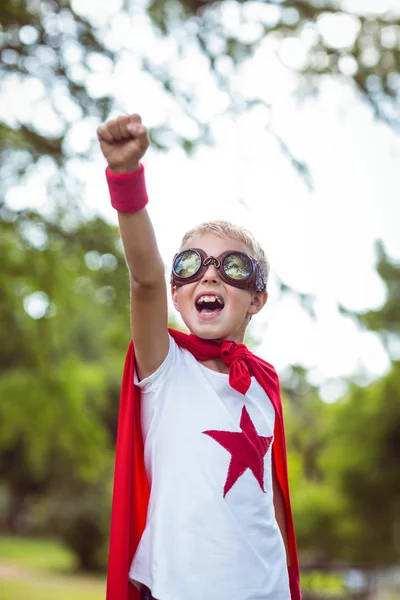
[186,320,240,342]
[185,319,225,341]
[194,330,221,340]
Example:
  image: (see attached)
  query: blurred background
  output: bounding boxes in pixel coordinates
[0,0,399,599]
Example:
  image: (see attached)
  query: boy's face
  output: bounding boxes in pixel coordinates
[171,233,268,343]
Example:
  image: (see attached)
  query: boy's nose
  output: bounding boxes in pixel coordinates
[201,263,221,284]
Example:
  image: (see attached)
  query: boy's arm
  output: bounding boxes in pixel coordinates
[97,114,169,380]
[272,460,291,566]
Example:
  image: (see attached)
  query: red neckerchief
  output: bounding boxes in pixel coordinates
[106,329,301,600]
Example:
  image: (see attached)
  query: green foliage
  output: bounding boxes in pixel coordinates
[291,479,349,562]
[321,363,400,565]
[286,361,400,566]
[146,0,400,129]
[352,243,400,358]
[0,0,114,178]
[281,250,400,568]
[1,0,399,197]
[301,571,347,597]
[0,205,128,535]
[45,479,112,571]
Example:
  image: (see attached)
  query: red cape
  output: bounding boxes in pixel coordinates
[106,329,301,600]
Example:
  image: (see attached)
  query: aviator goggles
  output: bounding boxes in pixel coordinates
[171,248,267,293]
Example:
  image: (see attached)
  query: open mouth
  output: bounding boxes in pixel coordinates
[195,294,225,314]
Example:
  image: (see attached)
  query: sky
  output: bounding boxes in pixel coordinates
[5,0,400,401]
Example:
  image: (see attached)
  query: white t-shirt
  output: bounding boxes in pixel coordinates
[129,335,290,600]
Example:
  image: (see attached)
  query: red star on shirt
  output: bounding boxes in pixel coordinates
[203,405,273,497]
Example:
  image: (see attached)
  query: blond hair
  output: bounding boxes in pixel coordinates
[180,220,270,283]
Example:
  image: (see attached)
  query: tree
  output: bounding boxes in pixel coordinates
[281,367,347,564]
[285,249,400,567]
[351,241,400,360]
[0,204,128,530]
[148,0,400,127]
[327,244,400,565]
[0,0,399,195]
[321,362,400,566]
[283,364,400,568]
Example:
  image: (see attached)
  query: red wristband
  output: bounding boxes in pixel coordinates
[105,164,149,213]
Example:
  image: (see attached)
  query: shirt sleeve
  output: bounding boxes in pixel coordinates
[133,334,180,392]
[135,335,184,444]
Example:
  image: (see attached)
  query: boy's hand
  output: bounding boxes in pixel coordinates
[97,114,150,174]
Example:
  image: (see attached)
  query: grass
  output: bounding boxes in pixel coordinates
[0,577,105,600]
[1,535,400,600]
[0,535,76,573]
[301,571,347,597]
[0,535,105,600]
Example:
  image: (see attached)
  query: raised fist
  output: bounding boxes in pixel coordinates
[97,114,150,174]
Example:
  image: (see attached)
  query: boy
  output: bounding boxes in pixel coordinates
[97,114,301,600]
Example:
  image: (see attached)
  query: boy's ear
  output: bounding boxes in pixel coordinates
[171,286,180,312]
[248,291,268,316]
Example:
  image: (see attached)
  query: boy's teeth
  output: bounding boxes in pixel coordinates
[198,295,223,304]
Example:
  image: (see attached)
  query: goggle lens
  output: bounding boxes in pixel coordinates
[173,249,201,278]
[222,253,252,281]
